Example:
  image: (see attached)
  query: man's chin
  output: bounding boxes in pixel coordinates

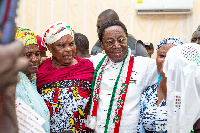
[110,57,124,62]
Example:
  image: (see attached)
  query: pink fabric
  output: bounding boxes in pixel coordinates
[36,57,94,89]
[36,35,46,51]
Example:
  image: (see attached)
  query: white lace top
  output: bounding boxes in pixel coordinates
[163,43,200,133]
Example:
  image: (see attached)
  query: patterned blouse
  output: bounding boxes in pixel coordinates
[38,79,91,133]
[37,57,94,133]
[137,83,167,133]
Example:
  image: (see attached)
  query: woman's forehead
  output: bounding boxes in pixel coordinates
[24,44,39,50]
[54,35,74,43]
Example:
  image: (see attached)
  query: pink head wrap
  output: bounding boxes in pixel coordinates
[36,35,46,50]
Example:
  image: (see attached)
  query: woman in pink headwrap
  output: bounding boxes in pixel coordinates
[36,21,94,133]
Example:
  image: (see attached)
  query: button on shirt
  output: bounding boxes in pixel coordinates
[89,53,158,133]
[96,60,122,131]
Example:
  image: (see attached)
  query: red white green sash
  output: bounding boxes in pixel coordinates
[88,49,134,133]
[113,56,134,133]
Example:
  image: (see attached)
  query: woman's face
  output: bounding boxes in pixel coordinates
[100,25,128,62]
[22,44,40,74]
[48,35,76,67]
[156,43,176,74]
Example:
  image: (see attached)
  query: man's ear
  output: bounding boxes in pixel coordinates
[47,44,53,53]
[99,41,105,50]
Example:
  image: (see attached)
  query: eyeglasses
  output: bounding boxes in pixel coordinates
[104,37,127,47]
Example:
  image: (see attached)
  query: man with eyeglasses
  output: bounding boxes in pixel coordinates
[87,20,158,133]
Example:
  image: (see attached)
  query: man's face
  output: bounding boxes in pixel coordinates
[96,17,105,34]
[145,46,154,57]
[191,31,200,44]
[100,25,128,62]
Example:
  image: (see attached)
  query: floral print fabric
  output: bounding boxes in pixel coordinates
[38,79,91,133]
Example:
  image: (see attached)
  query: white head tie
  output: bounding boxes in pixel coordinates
[41,21,74,47]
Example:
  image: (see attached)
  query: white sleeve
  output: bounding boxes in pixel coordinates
[88,53,106,69]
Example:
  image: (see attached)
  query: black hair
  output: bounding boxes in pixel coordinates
[98,20,128,42]
[192,25,200,37]
[74,33,89,53]
[197,25,200,31]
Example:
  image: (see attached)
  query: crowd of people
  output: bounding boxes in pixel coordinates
[1,8,200,133]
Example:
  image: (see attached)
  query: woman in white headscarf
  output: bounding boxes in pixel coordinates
[137,37,184,133]
[37,21,94,133]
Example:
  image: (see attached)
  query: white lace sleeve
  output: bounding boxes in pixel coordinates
[163,43,200,133]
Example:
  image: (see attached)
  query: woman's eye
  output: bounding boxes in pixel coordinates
[25,54,31,58]
[70,42,74,46]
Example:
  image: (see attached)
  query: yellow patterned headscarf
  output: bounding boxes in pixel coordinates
[15,28,38,46]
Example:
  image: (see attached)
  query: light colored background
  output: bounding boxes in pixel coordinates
[16,0,200,58]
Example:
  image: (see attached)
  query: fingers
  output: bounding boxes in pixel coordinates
[0,40,26,74]
[6,39,25,57]
[15,57,29,73]
[0,40,28,94]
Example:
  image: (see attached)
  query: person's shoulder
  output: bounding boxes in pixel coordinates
[89,53,105,61]
[89,53,106,68]
[78,57,93,66]
[127,34,136,40]
[40,57,51,66]
[37,57,51,72]
[127,34,137,47]
[134,56,156,71]
[135,56,155,63]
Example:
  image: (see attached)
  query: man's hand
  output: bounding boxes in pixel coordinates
[0,40,28,94]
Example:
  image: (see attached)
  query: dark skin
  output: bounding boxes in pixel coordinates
[47,35,78,69]
[96,17,105,33]
[96,14,119,34]
[22,44,41,81]
[100,25,128,62]
[145,46,154,58]
[156,44,175,106]
[0,40,28,133]
[191,30,200,44]
[75,49,90,58]
[40,50,47,58]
